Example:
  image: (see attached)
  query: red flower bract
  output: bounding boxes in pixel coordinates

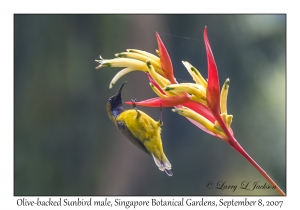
[182,101,216,123]
[125,94,190,107]
[146,73,166,95]
[156,32,177,84]
[204,27,221,117]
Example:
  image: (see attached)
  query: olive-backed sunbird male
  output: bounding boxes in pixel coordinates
[106,81,173,176]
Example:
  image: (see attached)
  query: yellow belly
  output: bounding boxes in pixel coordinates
[116,109,164,159]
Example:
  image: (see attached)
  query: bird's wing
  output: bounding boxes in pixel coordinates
[116,121,150,155]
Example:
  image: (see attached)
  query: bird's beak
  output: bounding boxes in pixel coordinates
[113,81,126,105]
[116,81,126,97]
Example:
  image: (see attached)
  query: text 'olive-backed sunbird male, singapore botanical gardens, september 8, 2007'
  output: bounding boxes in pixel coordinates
[106,81,173,176]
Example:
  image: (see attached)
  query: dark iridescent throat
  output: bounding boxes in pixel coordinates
[112,106,124,118]
[111,95,124,118]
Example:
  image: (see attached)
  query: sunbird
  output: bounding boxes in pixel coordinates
[106,81,173,176]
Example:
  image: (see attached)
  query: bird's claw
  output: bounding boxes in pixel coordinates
[131,99,141,118]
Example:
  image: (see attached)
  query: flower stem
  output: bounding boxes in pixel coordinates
[230,141,286,196]
[215,114,285,195]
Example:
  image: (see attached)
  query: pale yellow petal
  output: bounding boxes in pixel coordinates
[190,94,207,106]
[146,61,170,88]
[226,115,233,128]
[182,61,207,88]
[220,113,227,127]
[96,57,147,69]
[109,67,142,89]
[164,83,206,100]
[156,49,160,57]
[115,52,162,74]
[220,78,230,114]
[172,107,226,137]
[127,49,160,63]
[220,113,233,129]
[149,83,167,98]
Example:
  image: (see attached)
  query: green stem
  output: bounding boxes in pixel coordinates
[215,114,285,196]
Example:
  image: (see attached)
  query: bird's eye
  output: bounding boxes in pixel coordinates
[108,98,112,102]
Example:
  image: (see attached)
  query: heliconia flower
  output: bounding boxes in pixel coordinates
[96,27,286,195]
[96,28,234,141]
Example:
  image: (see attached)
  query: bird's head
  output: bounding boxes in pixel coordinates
[106,81,126,119]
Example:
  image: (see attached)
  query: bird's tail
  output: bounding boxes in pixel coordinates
[152,154,173,176]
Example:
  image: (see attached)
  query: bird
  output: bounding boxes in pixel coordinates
[106,81,173,176]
